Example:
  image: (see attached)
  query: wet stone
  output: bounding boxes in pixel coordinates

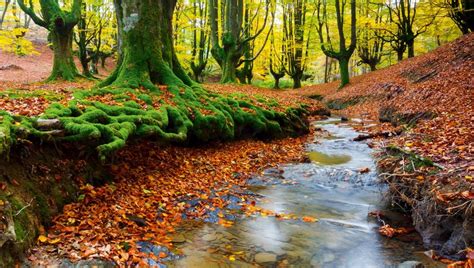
[171,233,186,243]
[254,252,277,265]
[202,233,217,242]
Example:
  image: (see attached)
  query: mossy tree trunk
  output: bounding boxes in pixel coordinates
[50,25,80,80]
[338,56,350,87]
[18,0,81,81]
[100,0,195,89]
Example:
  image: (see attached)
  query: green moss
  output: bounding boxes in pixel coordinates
[0,77,310,161]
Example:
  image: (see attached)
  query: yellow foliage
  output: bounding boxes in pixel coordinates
[0,28,38,56]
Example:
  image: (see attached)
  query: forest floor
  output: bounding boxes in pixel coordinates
[0,34,472,266]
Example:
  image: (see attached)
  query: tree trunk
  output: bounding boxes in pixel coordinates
[79,52,91,77]
[49,28,80,81]
[407,40,415,58]
[338,57,350,88]
[397,49,404,62]
[369,62,377,72]
[292,72,302,89]
[220,52,238,83]
[101,0,194,90]
[274,78,280,89]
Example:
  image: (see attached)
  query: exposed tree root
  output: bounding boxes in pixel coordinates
[0,84,310,161]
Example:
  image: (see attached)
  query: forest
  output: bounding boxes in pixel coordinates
[0,0,472,267]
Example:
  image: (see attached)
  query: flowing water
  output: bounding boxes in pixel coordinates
[161,119,442,268]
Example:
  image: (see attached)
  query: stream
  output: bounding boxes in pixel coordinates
[161,118,441,268]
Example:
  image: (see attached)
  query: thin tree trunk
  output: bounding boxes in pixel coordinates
[397,49,404,62]
[407,40,415,58]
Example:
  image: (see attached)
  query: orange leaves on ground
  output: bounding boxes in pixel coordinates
[0,96,49,116]
[379,224,414,238]
[29,131,310,265]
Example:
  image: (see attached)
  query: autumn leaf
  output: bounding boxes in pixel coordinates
[302,216,318,223]
[37,235,48,243]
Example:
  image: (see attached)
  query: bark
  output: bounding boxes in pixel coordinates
[369,62,377,72]
[397,49,404,62]
[292,75,302,89]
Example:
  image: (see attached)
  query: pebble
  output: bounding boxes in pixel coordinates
[202,233,217,242]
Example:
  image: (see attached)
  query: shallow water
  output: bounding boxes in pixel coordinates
[163,119,442,268]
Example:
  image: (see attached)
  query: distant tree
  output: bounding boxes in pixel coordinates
[382,0,438,59]
[74,0,115,77]
[357,1,386,71]
[0,0,11,29]
[209,0,271,83]
[18,0,82,81]
[281,0,313,89]
[190,0,210,82]
[269,28,285,89]
[317,0,357,88]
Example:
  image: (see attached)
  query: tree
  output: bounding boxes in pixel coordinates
[317,0,357,88]
[0,0,11,30]
[209,0,271,83]
[18,0,82,81]
[269,27,286,89]
[446,0,474,34]
[190,0,210,82]
[74,0,115,77]
[281,0,312,89]
[382,0,438,58]
[357,1,386,71]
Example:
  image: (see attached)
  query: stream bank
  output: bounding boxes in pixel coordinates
[0,143,109,266]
